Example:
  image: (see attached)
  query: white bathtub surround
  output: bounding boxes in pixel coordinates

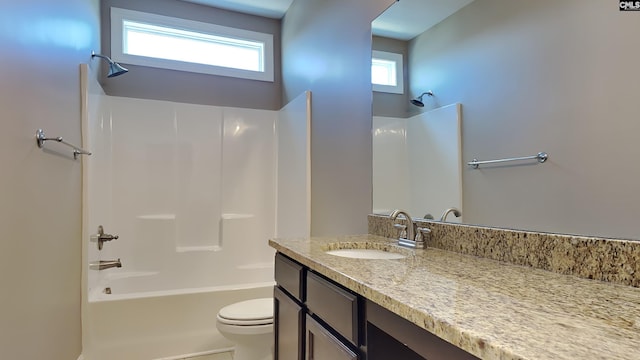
[87,96,278,293]
[178,351,233,360]
[179,351,233,360]
[373,104,463,220]
[155,348,233,360]
[81,67,310,359]
[276,91,311,238]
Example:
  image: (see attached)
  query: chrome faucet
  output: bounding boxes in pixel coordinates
[390,209,415,241]
[440,207,462,222]
[389,209,430,249]
[89,259,122,270]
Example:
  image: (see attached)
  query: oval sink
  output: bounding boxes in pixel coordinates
[325,248,406,260]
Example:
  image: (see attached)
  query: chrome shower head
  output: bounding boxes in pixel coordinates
[91,51,128,78]
[410,98,425,107]
[410,91,434,107]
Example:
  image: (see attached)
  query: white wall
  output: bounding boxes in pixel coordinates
[0,1,100,358]
[409,0,640,239]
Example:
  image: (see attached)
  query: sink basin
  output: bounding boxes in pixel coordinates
[325,248,406,260]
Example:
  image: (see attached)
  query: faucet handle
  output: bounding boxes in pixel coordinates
[415,227,432,246]
[393,223,407,239]
[90,225,120,250]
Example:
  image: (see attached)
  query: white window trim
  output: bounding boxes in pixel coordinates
[111,7,274,82]
[372,50,404,94]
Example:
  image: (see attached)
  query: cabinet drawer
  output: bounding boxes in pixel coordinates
[275,253,305,301]
[306,315,358,360]
[305,272,359,345]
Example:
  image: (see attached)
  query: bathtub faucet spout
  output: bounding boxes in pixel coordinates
[89,259,122,270]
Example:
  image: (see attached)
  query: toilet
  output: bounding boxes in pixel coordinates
[216,298,274,360]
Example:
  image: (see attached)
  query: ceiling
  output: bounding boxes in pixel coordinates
[180,0,293,19]
[180,0,475,41]
[372,0,475,40]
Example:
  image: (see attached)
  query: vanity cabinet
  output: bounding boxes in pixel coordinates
[273,252,478,360]
[274,286,304,360]
[274,254,305,360]
[306,314,358,360]
[366,300,479,360]
[274,253,361,360]
[305,271,359,345]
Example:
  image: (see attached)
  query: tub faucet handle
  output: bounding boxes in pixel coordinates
[90,225,120,250]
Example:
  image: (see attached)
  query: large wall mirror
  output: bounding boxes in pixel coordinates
[372,0,640,241]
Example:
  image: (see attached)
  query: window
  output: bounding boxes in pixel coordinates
[372,50,404,94]
[111,8,274,82]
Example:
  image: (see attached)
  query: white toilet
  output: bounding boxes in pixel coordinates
[216,298,274,360]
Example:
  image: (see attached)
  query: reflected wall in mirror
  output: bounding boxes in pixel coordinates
[372,0,640,240]
[373,104,463,222]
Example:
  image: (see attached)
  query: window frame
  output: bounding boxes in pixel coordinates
[372,50,404,94]
[110,7,274,82]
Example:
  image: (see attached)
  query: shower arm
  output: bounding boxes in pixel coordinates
[91,52,114,63]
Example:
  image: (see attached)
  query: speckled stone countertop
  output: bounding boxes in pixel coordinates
[368,215,640,287]
[269,235,640,360]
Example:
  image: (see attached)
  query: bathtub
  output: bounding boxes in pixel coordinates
[83,273,274,360]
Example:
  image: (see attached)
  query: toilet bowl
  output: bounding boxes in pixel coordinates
[216,297,273,360]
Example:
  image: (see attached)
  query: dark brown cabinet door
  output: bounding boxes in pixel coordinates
[305,315,358,360]
[274,286,303,360]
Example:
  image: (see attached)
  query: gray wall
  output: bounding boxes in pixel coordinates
[100,0,282,110]
[372,36,411,118]
[0,0,100,358]
[282,0,396,236]
[409,0,640,239]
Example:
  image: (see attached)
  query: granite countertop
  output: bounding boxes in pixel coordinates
[269,234,640,360]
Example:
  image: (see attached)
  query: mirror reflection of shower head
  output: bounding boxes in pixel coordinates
[91,51,128,78]
[410,91,434,107]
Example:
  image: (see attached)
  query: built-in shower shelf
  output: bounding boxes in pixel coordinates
[137,214,176,220]
[221,213,254,220]
[176,245,222,253]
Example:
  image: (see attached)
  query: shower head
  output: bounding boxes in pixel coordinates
[410,91,434,107]
[91,51,128,78]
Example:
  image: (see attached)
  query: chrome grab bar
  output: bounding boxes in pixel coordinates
[35,129,92,159]
[468,152,547,169]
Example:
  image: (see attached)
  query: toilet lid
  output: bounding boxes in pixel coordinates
[218,298,273,325]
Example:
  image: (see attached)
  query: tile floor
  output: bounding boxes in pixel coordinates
[181,351,233,360]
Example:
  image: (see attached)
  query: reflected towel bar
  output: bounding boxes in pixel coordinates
[35,129,91,159]
[468,152,547,169]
